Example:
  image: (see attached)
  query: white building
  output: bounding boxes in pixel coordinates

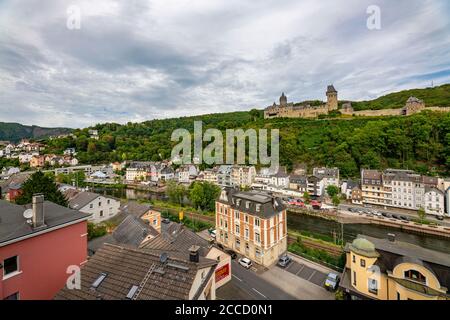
[313,167,339,195]
[66,191,121,223]
[230,166,256,188]
[177,164,198,183]
[423,187,445,216]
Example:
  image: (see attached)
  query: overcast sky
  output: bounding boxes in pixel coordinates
[0,0,449,128]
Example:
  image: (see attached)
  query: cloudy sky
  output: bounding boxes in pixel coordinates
[0,0,449,128]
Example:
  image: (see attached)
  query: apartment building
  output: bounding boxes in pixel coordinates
[230,166,256,188]
[215,189,287,267]
[313,167,340,195]
[65,191,121,224]
[176,164,198,183]
[199,167,218,184]
[361,169,444,216]
[0,195,90,300]
[340,234,450,300]
[217,165,233,187]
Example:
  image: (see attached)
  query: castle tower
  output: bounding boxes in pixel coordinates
[326,85,338,111]
[279,92,287,107]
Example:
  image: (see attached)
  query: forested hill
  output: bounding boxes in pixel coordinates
[346,84,450,111]
[0,122,71,142]
[46,110,450,177]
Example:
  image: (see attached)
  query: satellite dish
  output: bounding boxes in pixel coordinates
[159,252,168,264]
[23,209,33,219]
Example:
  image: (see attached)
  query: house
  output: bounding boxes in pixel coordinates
[5,184,22,202]
[289,175,308,193]
[65,191,121,224]
[270,167,289,188]
[342,180,359,200]
[306,175,323,197]
[197,167,218,184]
[0,195,90,300]
[141,222,232,288]
[177,164,198,184]
[29,155,45,168]
[111,162,123,172]
[63,148,76,156]
[159,166,175,182]
[446,187,450,215]
[87,214,160,255]
[313,167,340,195]
[119,201,161,232]
[340,234,450,300]
[351,186,363,205]
[125,161,151,182]
[423,187,445,216]
[230,166,256,188]
[88,129,99,140]
[215,189,287,267]
[55,243,218,300]
[217,165,233,187]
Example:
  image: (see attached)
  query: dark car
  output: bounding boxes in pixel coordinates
[436,215,444,221]
[277,254,292,268]
[225,250,237,259]
[392,214,400,220]
[162,218,171,224]
[400,215,409,221]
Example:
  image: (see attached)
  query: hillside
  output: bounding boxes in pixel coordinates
[45,109,450,177]
[345,84,450,111]
[0,122,71,142]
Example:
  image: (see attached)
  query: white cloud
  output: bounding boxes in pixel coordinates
[0,0,449,128]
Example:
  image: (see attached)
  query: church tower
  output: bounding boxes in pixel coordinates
[279,92,287,107]
[326,85,338,111]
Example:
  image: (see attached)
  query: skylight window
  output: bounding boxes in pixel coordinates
[91,272,108,289]
[126,285,139,299]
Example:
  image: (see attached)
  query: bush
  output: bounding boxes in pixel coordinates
[87,222,107,240]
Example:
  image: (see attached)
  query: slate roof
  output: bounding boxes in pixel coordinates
[327,85,337,93]
[0,200,90,245]
[55,243,217,300]
[66,191,100,210]
[87,214,159,254]
[119,201,151,218]
[217,188,285,219]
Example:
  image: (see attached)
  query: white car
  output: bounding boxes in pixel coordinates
[238,257,253,269]
[210,230,216,239]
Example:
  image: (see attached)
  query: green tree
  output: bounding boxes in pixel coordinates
[166,180,187,206]
[332,195,341,207]
[417,207,426,223]
[303,192,311,204]
[326,185,340,197]
[188,181,221,212]
[15,171,68,206]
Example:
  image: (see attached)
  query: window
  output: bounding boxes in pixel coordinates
[235,211,240,220]
[245,201,250,209]
[404,270,426,284]
[397,292,400,300]
[255,248,261,257]
[98,202,102,207]
[352,255,356,263]
[153,219,157,226]
[245,215,249,223]
[107,199,110,204]
[245,228,249,239]
[360,259,366,267]
[89,203,93,209]
[235,239,240,248]
[255,218,260,228]
[235,224,240,234]
[368,279,378,294]
[255,232,261,243]
[353,271,356,286]
[3,256,19,277]
[100,210,104,217]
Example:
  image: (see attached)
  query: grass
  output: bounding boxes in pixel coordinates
[288,241,345,271]
[160,209,213,232]
[150,199,215,216]
[288,229,344,247]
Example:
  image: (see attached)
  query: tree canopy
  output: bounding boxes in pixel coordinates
[15,171,68,206]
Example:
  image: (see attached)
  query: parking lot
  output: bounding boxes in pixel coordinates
[284,260,328,287]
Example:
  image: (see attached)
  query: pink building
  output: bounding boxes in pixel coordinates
[0,195,90,300]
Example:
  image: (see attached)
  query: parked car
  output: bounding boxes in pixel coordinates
[162,218,171,224]
[209,229,217,239]
[372,211,382,217]
[225,249,237,259]
[238,257,253,269]
[400,215,409,221]
[277,254,292,268]
[392,214,400,220]
[436,215,444,221]
[381,212,392,218]
[324,272,340,291]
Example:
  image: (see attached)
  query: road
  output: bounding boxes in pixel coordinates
[217,260,297,300]
[339,203,450,227]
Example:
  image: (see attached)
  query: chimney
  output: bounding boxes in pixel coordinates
[387,233,396,242]
[32,194,45,228]
[189,245,200,263]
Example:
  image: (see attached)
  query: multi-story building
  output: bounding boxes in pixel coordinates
[215,189,287,267]
[340,234,450,300]
[230,166,256,188]
[270,167,290,189]
[0,195,90,300]
[424,187,445,216]
[289,175,308,193]
[125,161,151,182]
[65,191,121,224]
[217,165,233,187]
[361,169,443,216]
[313,167,340,195]
[176,164,198,184]
[199,167,218,184]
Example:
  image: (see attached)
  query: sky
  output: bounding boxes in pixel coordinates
[0,0,449,128]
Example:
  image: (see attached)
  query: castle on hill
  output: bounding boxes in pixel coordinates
[264,85,450,119]
[264,85,338,119]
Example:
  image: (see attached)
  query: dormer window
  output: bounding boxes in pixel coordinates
[256,204,261,212]
[245,201,250,209]
[404,270,426,284]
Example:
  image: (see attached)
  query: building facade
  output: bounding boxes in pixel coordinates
[340,235,450,300]
[215,189,287,267]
